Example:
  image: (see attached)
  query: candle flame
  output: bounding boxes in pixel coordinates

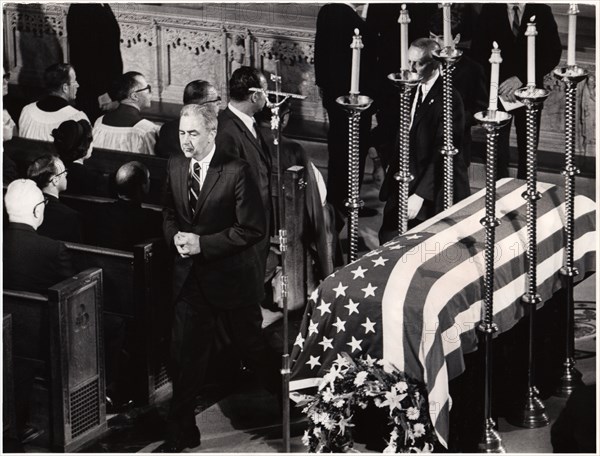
[401,3,406,10]
[569,3,579,14]
[530,15,536,22]
[493,41,498,50]
[354,28,360,36]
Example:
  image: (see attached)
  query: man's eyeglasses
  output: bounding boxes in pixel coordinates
[134,84,152,94]
[53,169,68,180]
[199,96,221,105]
[32,197,49,216]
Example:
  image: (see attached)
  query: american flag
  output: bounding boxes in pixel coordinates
[290,178,596,448]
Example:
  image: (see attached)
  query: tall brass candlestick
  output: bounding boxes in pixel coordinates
[433,46,462,210]
[507,85,550,429]
[474,109,512,454]
[388,70,422,235]
[552,64,588,398]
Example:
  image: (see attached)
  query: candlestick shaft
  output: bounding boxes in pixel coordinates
[443,4,453,49]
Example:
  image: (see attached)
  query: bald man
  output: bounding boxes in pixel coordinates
[155,80,222,158]
[3,179,76,294]
[88,161,162,250]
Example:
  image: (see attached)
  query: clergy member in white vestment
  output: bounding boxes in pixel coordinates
[18,63,89,141]
[92,71,159,155]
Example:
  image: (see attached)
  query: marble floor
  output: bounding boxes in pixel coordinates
[17,141,597,453]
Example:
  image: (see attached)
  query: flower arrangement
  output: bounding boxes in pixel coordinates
[297,353,437,453]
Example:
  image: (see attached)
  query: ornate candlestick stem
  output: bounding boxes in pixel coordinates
[388,70,422,235]
[433,47,462,210]
[507,85,550,429]
[337,95,372,262]
[552,65,588,397]
[474,109,512,453]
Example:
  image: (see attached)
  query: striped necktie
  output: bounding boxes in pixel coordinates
[189,162,201,214]
[512,6,520,37]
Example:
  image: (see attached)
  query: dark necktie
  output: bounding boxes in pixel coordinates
[415,85,423,112]
[512,6,520,37]
[189,162,201,214]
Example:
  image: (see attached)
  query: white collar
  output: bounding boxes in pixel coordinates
[228,102,256,136]
[190,144,216,170]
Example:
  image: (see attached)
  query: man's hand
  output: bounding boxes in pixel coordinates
[499,76,523,103]
[407,194,424,220]
[98,92,118,111]
[174,231,201,258]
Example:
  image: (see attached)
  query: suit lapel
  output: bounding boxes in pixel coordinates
[177,157,193,221]
[193,164,222,221]
[412,77,441,129]
[226,108,271,170]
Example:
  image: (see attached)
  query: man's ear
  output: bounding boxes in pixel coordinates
[454,33,461,45]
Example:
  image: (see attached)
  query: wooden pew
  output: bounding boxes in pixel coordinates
[3,268,107,452]
[3,313,17,440]
[2,136,167,204]
[64,241,172,406]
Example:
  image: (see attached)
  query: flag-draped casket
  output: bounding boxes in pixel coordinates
[290,178,596,447]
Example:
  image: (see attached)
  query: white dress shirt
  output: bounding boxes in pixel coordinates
[189,145,216,191]
[410,69,440,128]
[228,102,257,138]
[507,3,526,28]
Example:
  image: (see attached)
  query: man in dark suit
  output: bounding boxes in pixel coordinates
[27,154,83,243]
[471,3,561,178]
[3,179,76,444]
[366,3,439,169]
[216,66,272,279]
[3,178,76,294]
[379,38,470,244]
[89,161,162,250]
[315,3,378,225]
[155,80,222,158]
[156,105,277,452]
[67,3,123,123]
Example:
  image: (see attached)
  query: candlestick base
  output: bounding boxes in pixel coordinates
[432,47,463,64]
[507,387,549,429]
[554,359,584,398]
[553,66,589,83]
[387,70,422,88]
[474,110,513,129]
[336,94,373,112]
[478,418,506,454]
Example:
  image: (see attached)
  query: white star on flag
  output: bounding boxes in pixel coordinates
[364,249,381,257]
[389,244,403,250]
[306,355,321,369]
[318,336,334,351]
[361,317,376,334]
[332,317,346,333]
[294,333,305,348]
[361,283,377,298]
[308,320,319,336]
[345,299,360,315]
[406,234,422,240]
[347,336,363,353]
[364,354,377,366]
[350,266,368,279]
[316,300,331,316]
[372,256,388,267]
[309,288,319,302]
[332,282,348,297]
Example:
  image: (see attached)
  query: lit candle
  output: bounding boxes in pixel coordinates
[525,16,537,87]
[398,4,410,71]
[488,42,502,112]
[442,3,453,50]
[567,4,578,67]
[350,28,363,94]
